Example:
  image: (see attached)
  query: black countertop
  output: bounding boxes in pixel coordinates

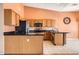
[4,34,44,36]
[4,31,45,36]
[4,32,44,36]
[4,30,68,36]
[4,30,53,35]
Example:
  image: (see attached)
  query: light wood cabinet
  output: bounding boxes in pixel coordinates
[5,36,20,54]
[4,36,43,54]
[44,32,52,41]
[42,19,47,27]
[29,20,35,27]
[4,9,20,26]
[21,36,43,54]
[28,19,55,27]
[46,19,55,27]
[4,9,16,26]
[54,34,64,45]
[46,20,52,27]
[12,11,16,25]
[16,14,20,26]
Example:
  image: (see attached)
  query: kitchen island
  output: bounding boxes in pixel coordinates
[4,31,68,54]
[4,34,44,55]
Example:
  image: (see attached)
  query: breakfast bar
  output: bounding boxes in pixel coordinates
[4,30,68,55]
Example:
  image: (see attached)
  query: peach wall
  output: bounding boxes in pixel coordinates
[24,6,78,39]
[24,6,60,19]
[57,12,78,38]
[3,3,24,18]
[72,12,79,21]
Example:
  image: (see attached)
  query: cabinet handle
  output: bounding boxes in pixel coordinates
[26,39,30,42]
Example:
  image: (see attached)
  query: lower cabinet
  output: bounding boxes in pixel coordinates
[44,32,52,41]
[54,34,64,45]
[4,36,43,55]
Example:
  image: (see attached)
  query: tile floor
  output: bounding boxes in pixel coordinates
[43,38,79,55]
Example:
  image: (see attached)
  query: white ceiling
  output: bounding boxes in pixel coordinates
[24,3,79,12]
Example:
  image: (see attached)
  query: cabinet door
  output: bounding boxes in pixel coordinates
[54,34,64,45]
[5,36,20,54]
[4,9,20,26]
[43,19,47,27]
[44,32,52,40]
[22,36,43,54]
[46,20,52,27]
[29,19,35,27]
[4,9,12,25]
[12,11,16,26]
[16,14,20,26]
[51,20,55,27]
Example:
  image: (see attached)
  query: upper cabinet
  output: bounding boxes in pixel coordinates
[28,19,55,27]
[12,10,16,25]
[16,14,20,26]
[3,3,24,18]
[46,19,54,27]
[4,9,20,26]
